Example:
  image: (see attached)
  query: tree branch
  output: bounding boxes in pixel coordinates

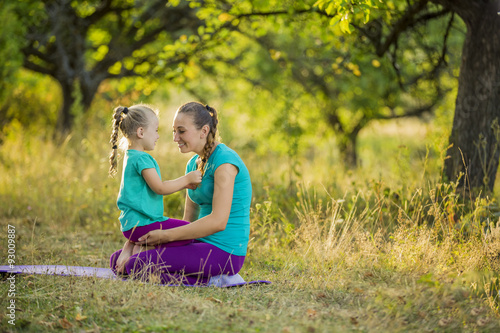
[22,45,53,66]
[351,0,431,57]
[22,59,55,76]
[235,8,321,19]
[87,0,114,25]
[378,85,449,120]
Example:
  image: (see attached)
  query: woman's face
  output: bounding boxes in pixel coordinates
[172,112,206,154]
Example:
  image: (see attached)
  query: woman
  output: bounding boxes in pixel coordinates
[109,102,252,285]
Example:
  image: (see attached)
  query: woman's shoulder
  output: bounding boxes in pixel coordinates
[215,143,238,156]
[212,144,246,167]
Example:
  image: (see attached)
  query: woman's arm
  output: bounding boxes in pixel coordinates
[135,163,237,245]
[142,168,202,195]
[183,194,200,222]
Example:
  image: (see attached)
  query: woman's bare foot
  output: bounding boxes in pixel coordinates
[116,241,134,274]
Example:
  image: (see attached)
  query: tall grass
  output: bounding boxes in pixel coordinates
[1,111,500,331]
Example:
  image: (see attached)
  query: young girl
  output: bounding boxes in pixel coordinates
[108,104,202,273]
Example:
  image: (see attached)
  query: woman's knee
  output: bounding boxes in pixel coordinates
[125,251,160,274]
[124,253,143,275]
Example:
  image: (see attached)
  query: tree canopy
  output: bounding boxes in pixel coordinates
[313,0,500,192]
[2,0,499,194]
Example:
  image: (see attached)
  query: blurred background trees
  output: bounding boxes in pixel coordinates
[1,0,498,194]
[311,0,500,193]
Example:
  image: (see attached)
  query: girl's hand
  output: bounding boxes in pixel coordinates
[187,170,202,185]
[135,229,168,246]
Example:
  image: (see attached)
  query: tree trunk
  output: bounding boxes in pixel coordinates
[444,3,500,193]
[55,76,99,134]
[56,80,76,134]
[338,134,358,168]
[80,71,101,113]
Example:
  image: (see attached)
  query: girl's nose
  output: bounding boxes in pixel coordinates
[173,132,179,142]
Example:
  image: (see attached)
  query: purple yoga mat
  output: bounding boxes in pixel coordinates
[0,265,271,287]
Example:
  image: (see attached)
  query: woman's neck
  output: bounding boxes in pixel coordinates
[195,141,220,156]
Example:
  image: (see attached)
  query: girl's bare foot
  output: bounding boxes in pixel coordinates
[116,241,134,274]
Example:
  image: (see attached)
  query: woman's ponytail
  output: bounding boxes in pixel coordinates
[198,105,218,176]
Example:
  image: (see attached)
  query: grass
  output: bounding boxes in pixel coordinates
[1,114,500,332]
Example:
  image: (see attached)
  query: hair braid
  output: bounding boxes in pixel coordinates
[198,105,218,176]
[108,106,126,177]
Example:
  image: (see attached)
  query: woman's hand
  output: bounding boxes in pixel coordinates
[135,229,169,246]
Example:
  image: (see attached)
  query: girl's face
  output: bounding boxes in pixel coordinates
[172,112,206,155]
[142,114,159,151]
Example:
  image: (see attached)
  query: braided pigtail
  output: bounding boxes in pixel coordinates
[198,105,219,176]
[108,106,129,177]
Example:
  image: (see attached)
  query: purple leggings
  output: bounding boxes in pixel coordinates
[122,218,194,246]
[112,220,245,285]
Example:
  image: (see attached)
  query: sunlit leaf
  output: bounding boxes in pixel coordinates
[339,13,351,33]
[218,13,233,22]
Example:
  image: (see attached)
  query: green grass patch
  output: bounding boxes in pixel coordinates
[1,118,500,332]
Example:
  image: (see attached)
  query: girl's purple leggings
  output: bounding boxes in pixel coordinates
[122,218,194,245]
[111,219,245,285]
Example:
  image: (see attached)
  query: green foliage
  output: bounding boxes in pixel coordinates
[173,0,463,169]
[2,0,465,175]
[315,0,377,32]
[2,2,500,330]
[1,100,500,330]
[0,4,23,102]
[0,70,60,138]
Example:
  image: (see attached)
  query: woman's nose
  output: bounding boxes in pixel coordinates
[173,132,179,142]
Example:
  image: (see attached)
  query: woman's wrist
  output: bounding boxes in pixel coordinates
[160,229,171,243]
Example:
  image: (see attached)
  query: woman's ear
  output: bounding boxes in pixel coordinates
[200,124,210,138]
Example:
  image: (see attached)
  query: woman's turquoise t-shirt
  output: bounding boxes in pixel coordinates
[117,150,168,232]
[186,144,252,256]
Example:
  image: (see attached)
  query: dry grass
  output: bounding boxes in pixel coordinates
[1,118,500,332]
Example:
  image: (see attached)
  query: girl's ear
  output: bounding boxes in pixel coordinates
[136,127,144,139]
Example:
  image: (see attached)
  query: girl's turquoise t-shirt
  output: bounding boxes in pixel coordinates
[117,150,168,232]
[186,144,252,256]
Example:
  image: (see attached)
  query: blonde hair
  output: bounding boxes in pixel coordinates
[109,104,158,177]
[177,101,218,176]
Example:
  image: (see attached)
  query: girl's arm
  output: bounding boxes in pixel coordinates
[183,194,200,222]
[135,163,237,245]
[142,169,202,195]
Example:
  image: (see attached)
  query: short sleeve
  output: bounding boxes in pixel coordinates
[211,149,241,174]
[135,154,157,174]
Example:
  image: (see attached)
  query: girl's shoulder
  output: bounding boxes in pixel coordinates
[127,150,157,167]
